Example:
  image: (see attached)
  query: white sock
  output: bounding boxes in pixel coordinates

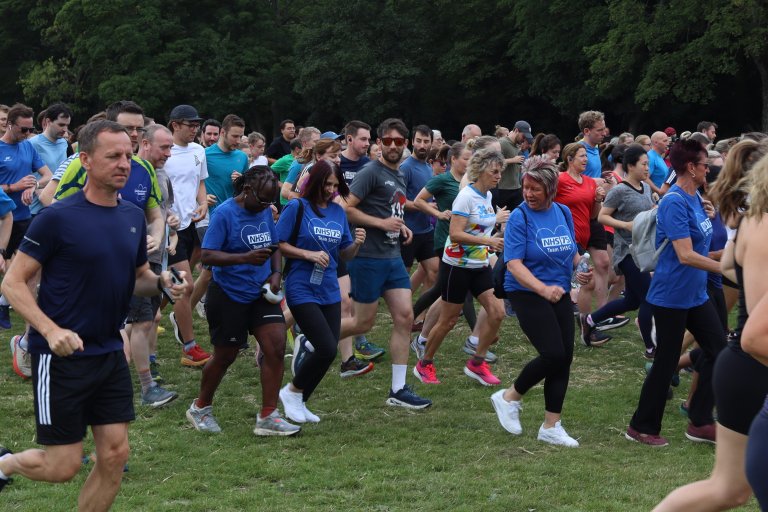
[468,335,479,346]
[417,335,428,345]
[19,334,28,351]
[392,364,407,392]
[0,453,11,480]
[0,295,9,306]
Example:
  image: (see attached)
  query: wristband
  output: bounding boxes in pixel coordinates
[156,275,164,292]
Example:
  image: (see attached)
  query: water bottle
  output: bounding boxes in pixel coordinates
[310,263,324,285]
[571,252,591,289]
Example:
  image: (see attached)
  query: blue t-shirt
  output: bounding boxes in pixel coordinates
[646,186,713,309]
[29,135,67,215]
[0,188,15,217]
[20,192,147,356]
[340,154,370,186]
[276,198,353,306]
[204,145,249,213]
[707,212,727,290]
[202,198,276,303]
[503,202,577,293]
[647,150,669,187]
[400,156,433,234]
[0,139,45,221]
[579,141,601,179]
[285,160,304,185]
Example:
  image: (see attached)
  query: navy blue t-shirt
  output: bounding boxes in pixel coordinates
[400,156,434,234]
[0,139,45,220]
[202,198,276,303]
[340,154,370,186]
[276,198,353,306]
[503,202,577,293]
[21,192,147,356]
[707,212,727,290]
[646,187,713,309]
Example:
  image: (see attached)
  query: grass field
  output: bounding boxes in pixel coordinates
[0,303,760,511]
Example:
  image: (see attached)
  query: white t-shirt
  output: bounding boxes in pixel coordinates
[165,143,208,230]
[250,155,268,167]
[442,184,496,268]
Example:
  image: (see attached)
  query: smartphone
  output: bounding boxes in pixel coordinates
[161,268,184,304]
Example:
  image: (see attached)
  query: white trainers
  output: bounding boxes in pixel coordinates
[279,384,306,423]
[490,390,522,435]
[302,403,320,423]
[537,421,579,447]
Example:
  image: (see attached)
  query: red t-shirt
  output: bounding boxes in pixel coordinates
[555,172,597,248]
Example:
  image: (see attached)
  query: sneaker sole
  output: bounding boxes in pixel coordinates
[180,356,209,367]
[537,435,579,447]
[463,366,500,386]
[185,409,222,433]
[490,395,522,435]
[10,337,31,380]
[684,432,715,444]
[340,363,374,378]
[142,392,178,408]
[461,346,498,363]
[624,432,669,447]
[411,366,440,384]
[595,318,630,332]
[169,312,183,345]
[253,426,301,436]
[354,349,385,361]
[385,397,432,409]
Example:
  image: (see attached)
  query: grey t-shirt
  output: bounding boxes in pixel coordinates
[348,159,407,259]
[498,137,521,190]
[603,181,654,272]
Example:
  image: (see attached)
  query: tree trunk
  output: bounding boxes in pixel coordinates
[755,55,768,133]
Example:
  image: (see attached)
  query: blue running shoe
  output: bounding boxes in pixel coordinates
[386,384,432,409]
[0,305,11,330]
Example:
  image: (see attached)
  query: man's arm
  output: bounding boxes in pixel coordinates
[192,180,208,222]
[134,261,186,300]
[1,251,84,355]
[36,165,52,189]
[345,193,402,232]
[145,206,164,254]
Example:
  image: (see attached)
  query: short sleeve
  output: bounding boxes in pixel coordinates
[425,175,443,196]
[135,216,148,268]
[504,208,528,262]
[275,199,299,243]
[201,206,229,250]
[603,186,623,210]
[450,189,472,217]
[30,145,45,172]
[348,165,376,201]
[54,159,87,200]
[18,207,61,264]
[285,161,303,185]
[0,188,16,216]
[659,193,691,241]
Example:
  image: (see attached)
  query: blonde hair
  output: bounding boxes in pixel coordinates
[465,149,504,183]
[710,140,768,223]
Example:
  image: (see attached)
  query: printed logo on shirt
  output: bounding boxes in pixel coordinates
[535,225,574,267]
[134,183,147,202]
[308,217,343,252]
[240,223,272,249]
[699,217,713,236]
[194,155,201,166]
[3,156,11,161]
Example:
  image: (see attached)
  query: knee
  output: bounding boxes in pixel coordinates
[541,352,571,372]
[211,349,238,368]
[391,308,414,328]
[356,314,376,333]
[96,442,130,473]
[341,296,352,317]
[713,483,752,509]
[259,337,286,359]
[486,301,505,325]
[51,456,83,482]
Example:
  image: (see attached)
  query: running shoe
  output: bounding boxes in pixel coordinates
[195,299,206,319]
[579,315,611,347]
[504,299,517,317]
[181,344,211,367]
[385,384,432,409]
[156,324,166,335]
[594,316,630,332]
[461,338,498,363]
[410,336,426,360]
[186,402,222,433]
[354,336,385,360]
[490,390,522,435]
[141,385,178,408]
[339,356,373,378]
[413,360,441,384]
[685,423,716,444]
[0,446,12,492]
[0,305,10,330]
[168,312,183,345]
[679,401,689,418]
[253,410,301,436]
[302,403,320,423]
[291,334,314,377]
[537,421,579,447]
[279,384,306,423]
[149,360,163,383]
[10,335,31,379]
[464,359,501,386]
[625,425,668,447]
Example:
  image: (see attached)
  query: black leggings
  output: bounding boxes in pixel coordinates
[746,396,768,511]
[713,343,768,435]
[507,291,574,414]
[412,259,477,329]
[290,302,341,402]
[590,255,653,350]
[630,301,726,435]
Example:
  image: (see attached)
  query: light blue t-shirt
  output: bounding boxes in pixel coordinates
[503,202,577,293]
[204,144,249,213]
[0,140,45,221]
[400,156,433,234]
[646,186,713,309]
[276,198,353,306]
[29,134,67,214]
[647,150,669,187]
[580,141,602,179]
[285,160,304,185]
[202,198,276,303]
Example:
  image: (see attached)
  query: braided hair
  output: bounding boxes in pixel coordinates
[234,165,278,196]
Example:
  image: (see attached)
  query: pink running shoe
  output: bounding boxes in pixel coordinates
[464,359,501,386]
[413,360,441,384]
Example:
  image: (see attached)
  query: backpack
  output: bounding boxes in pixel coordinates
[629,191,683,272]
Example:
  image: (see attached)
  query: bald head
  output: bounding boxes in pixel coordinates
[461,124,481,142]
[650,131,669,154]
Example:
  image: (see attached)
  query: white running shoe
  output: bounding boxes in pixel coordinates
[537,421,579,447]
[490,390,522,435]
[279,384,306,423]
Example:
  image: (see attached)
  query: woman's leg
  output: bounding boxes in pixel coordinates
[290,302,341,401]
[252,322,287,418]
[196,345,240,408]
[746,399,768,510]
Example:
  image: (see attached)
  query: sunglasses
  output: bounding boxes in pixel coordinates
[381,137,406,147]
[15,125,34,134]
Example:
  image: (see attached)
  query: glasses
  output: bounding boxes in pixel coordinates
[695,161,710,169]
[255,198,276,207]
[180,122,201,130]
[14,125,34,134]
[123,125,147,134]
[431,160,447,167]
[642,143,652,148]
[381,137,406,147]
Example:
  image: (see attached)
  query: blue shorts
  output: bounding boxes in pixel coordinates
[348,256,411,304]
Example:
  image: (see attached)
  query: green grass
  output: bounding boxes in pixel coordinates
[0,305,760,511]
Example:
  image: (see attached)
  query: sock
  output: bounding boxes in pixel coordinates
[183,339,197,352]
[586,315,595,327]
[0,453,10,480]
[417,335,428,345]
[19,334,28,351]
[138,369,154,394]
[471,356,484,365]
[0,295,8,306]
[468,335,479,346]
[391,364,407,392]
[355,334,367,344]
[149,354,157,364]
[260,406,276,419]
[421,359,433,366]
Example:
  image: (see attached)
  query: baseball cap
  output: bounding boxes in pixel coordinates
[320,131,344,140]
[169,104,203,122]
[664,126,676,137]
[514,120,533,143]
